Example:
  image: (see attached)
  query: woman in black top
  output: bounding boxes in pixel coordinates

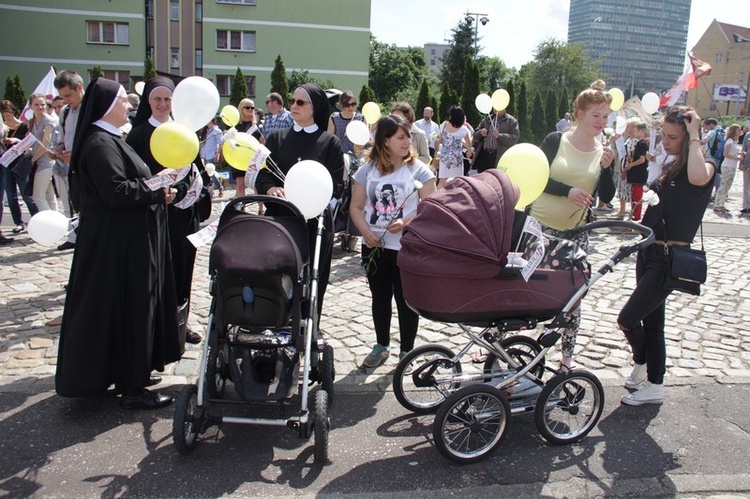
[618,107,714,406]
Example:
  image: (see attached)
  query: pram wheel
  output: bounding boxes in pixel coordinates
[313,389,330,464]
[433,384,510,464]
[320,344,335,405]
[534,369,604,445]
[393,345,462,414]
[483,335,545,380]
[206,345,227,399]
[173,384,201,455]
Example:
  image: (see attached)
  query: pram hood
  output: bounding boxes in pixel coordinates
[399,170,519,279]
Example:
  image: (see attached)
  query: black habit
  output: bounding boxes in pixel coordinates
[56,126,181,397]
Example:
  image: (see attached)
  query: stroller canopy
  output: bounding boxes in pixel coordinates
[399,170,519,279]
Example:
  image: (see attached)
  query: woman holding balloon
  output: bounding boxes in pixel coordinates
[233,98,264,198]
[256,83,345,315]
[529,80,615,372]
[56,78,180,409]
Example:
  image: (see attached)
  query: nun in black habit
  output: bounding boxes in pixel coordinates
[256,82,345,315]
[56,78,180,409]
[126,76,204,345]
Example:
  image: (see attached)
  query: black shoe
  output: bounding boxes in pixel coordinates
[113,376,162,394]
[0,235,13,245]
[120,389,173,410]
[186,329,202,344]
[57,241,75,251]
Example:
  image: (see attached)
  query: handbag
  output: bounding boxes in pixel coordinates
[22,159,38,198]
[597,161,616,204]
[661,224,707,296]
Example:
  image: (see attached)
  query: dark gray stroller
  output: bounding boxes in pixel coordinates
[172,195,334,463]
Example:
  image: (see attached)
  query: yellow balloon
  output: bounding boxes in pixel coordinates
[220,105,240,127]
[609,88,625,111]
[150,122,199,169]
[221,132,258,171]
[491,89,510,111]
[361,101,381,125]
[496,143,550,209]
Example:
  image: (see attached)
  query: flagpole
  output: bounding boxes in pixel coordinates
[700,78,727,127]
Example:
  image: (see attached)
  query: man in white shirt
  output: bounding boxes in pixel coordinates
[556,113,572,133]
[414,106,440,157]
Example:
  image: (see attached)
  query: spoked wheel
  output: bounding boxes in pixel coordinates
[534,369,604,445]
[205,345,227,399]
[433,384,511,464]
[173,384,201,455]
[483,335,545,380]
[320,344,335,406]
[393,345,462,414]
[313,389,330,464]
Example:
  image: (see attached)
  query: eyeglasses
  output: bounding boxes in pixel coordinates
[290,99,310,107]
[243,106,254,110]
[344,102,358,108]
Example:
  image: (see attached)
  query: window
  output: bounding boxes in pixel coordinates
[90,70,129,89]
[217,30,256,52]
[146,0,154,19]
[196,2,203,22]
[216,75,255,97]
[715,53,723,63]
[146,46,154,59]
[431,48,436,55]
[430,59,435,66]
[170,1,179,20]
[196,49,203,69]
[217,0,256,4]
[87,21,129,45]
[171,48,179,69]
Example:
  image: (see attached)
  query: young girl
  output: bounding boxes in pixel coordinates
[713,124,743,213]
[27,93,58,211]
[350,114,436,368]
[623,122,649,221]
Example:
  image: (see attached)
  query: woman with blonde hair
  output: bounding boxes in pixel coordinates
[529,79,615,371]
[233,98,264,198]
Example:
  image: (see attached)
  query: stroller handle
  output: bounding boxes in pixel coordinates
[227,194,307,220]
[562,220,655,253]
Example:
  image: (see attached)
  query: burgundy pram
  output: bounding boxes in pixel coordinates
[394,170,655,464]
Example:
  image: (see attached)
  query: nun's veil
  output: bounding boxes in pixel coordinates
[69,78,123,176]
[297,82,330,131]
[131,76,175,127]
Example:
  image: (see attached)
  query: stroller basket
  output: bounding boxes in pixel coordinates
[228,342,300,402]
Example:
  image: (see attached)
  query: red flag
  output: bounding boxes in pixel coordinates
[688,53,712,79]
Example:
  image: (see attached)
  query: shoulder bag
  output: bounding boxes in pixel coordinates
[661,223,707,296]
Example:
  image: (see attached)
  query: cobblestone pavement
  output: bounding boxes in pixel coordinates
[1,179,749,390]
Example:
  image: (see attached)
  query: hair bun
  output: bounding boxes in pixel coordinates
[590,80,606,91]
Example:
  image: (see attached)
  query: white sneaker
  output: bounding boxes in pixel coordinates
[621,381,664,406]
[624,363,647,390]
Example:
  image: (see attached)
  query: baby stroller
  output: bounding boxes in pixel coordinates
[334,152,363,252]
[396,170,653,464]
[172,195,334,464]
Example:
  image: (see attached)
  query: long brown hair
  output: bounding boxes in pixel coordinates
[660,106,692,182]
[367,114,416,175]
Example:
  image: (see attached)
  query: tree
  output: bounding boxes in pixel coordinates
[144,56,157,79]
[359,85,376,106]
[460,57,481,127]
[545,89,558,135]
[415,79,431,119]
[4,74,26,110]
[505,79,516,117]
[287,70,334,94]
[270,55,288,100]
[558,87,571,118]
[525,38,600,101]
[517,80,529,143]
[439,80,459,122]
[91,65,104,80]
[430,96,439,124]
[368,37,424,102]
[530,91,545,145]
[439,18,475,97]
[230,67,248,106]
[478,56,513,93]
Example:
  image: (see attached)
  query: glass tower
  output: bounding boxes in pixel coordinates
[568,0,691,95]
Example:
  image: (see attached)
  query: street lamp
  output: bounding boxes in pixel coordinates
[465,11,489,60]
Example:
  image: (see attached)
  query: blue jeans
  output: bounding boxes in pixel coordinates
[4,165,38,225]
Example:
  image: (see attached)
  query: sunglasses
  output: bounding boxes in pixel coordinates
[290,99,310,107]
[243,106,254,110]
[675,110,692,124]
[344,102,358,108]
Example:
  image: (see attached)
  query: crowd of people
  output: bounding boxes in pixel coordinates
[2,69,748,411]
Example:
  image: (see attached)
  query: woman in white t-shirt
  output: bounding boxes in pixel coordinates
[350,114,436,368]
[713,124,743,213]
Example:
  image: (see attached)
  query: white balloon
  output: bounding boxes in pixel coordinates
[641,92,661,114]
[346,120,370,146]
[615,115,627,135]
[134,81,145,96]
[284,160,333,219]
[204,162,216,176]
[171,76,220,131]
[28,211,69,245]
[474,94,492,114]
